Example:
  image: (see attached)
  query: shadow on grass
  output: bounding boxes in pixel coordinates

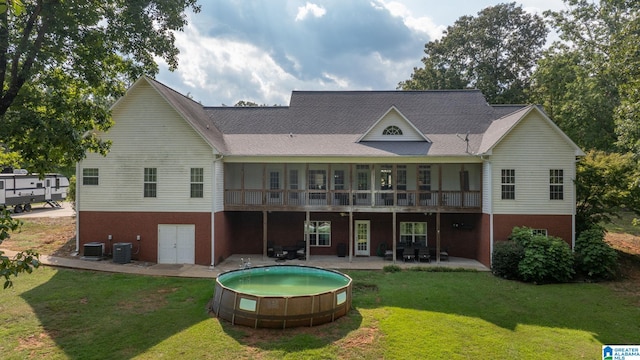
[21,269,214,359]
[217,309,363,352]
[348,271,640,345]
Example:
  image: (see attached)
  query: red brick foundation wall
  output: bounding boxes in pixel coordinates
[216,212,484,259]
[475,213,573,268]
[79,211,212,265]
[492,214,573,246]
[477,214,492,267]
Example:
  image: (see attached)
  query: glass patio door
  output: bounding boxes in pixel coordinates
[354,220,370,256]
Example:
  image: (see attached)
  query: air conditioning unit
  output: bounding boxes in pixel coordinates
[82,242,104,260]
[113,242,132,264]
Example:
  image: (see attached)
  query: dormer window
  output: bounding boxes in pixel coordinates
[382,125,402,135]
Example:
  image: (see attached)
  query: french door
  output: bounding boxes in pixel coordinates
[354,220,370,256]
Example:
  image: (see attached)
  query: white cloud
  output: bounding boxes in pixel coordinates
[157,22,297,105]
[321,72,350,88]
[295,2,327,22]
[373,0,446,40]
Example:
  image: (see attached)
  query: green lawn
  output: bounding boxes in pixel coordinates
[604,211,640,236]
[0,267,638,359]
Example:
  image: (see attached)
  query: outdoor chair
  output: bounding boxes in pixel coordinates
[296,241,306,260]
[418,247,431,263]
[440,247,449,261]
[402,247,415,262]
[272,245,288,260]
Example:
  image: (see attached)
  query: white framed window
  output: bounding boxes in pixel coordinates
[400,222,427,247]
[190,168,204,198]
[308,169,326,190]
[549,169,564,200]
[305,221,331,247]
[382,125,403,135]
[501,169,515,200]
[532,229,548,237]
[144,168,157,198]
[82,168,99,185]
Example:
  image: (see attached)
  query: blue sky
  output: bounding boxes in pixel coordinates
[155,0,565,106]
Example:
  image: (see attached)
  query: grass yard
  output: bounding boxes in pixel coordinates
[1,214,640,359]
[0,267,638,359]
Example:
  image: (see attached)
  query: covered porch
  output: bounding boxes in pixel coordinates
[216,253,489,272]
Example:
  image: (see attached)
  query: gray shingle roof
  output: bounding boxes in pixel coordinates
[207,90,499,135]
[140,77,552,157]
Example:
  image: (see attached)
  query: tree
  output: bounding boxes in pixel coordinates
[533,0,640,152]
[611,12,640,154]
[575,150,640,234]
[0,0,200,173]
[399,2,548,104]
[0,0,200,287]
[529,44,618,151]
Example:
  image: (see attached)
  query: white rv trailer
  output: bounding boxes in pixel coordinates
[0,170,70,213]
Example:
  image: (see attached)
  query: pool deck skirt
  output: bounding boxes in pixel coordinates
[4,249,489,279]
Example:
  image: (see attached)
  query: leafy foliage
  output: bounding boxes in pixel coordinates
[491,240,524,280]
[383,264,401,273]
[400,2,548,104]
[575,150,640,233]
[0,0,201,174]
[532,0,640,152]
[574,226,619,280]
[0,0,199,287]
[0,207,39,289]
[518,235,575,284]
[493,227,574,284]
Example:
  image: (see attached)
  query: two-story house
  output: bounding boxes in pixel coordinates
[75,76,584,267]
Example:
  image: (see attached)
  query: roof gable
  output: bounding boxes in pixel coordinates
[357,106,431,142]
[479,105,584,156]
[114,76,226,154]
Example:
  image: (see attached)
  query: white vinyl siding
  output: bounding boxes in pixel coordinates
[78,81,215,212]
[361,108,425,141]
[489,111,576,215]
[213,159,224,212]
[482,161,492,213]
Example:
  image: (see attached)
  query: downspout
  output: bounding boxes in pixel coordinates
[74,161,81,254]
[481,155,493,266]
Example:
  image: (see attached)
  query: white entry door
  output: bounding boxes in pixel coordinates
[158,224,195,264]
[44,179,52,201]
[354,220,370,256]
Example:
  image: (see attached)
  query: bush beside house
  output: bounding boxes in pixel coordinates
[574,227,619,280]
[492,227,575,283]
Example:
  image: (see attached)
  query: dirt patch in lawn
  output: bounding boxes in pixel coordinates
[605,232,640,303]
[0,217,76,256]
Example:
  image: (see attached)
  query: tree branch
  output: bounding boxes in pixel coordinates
[0,0,47,116]
[0,10,8,96]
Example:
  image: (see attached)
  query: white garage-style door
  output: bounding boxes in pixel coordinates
[158,224,195,264]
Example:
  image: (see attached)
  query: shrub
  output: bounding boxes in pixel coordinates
[491,241,524,280]
[574,227,619,280]
[383,264,401,273]
[508,226,535,247]
[518,235,575,284]
[493,227,575,284]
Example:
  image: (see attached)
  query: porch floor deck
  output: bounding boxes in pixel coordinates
[216,254,489,273]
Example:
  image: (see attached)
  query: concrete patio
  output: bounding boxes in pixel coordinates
[3,249,489,279]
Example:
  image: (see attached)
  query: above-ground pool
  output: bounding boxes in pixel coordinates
[211,265,352,329]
